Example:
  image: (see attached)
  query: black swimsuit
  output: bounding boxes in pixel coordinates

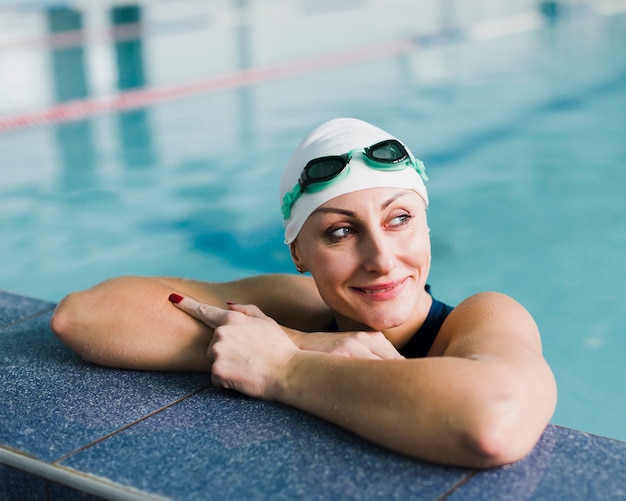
[399,289,454,358]
[327,286,454,358]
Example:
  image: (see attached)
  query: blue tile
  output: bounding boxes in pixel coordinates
[63,388,471,500]
[47,481,107,501]
[0,291,54,327]
[447,425,626,500]
[0,463,47,499]
[0,462,110,500]
[4,293,626,500]
[0,311,210,462]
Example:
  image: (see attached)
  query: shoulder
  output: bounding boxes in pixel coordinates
[450,291,536,325]
[429,291,542,358]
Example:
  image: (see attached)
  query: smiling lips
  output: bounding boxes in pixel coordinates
[352,277,408,301]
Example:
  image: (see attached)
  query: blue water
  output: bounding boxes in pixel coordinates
[1,2,625,442]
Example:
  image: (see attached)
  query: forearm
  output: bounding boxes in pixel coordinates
[51,276,217,371]
[50,274,331,371]
[274,352,551,467]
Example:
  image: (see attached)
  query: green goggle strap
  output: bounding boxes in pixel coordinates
[281,151,428,220]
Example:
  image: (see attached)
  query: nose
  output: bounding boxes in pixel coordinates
[360,228,396,274]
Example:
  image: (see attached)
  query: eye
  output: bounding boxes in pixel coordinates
[388,213,412,227]
[326,226,354,241]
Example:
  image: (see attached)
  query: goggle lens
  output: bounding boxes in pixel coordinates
[303,157,347,185]
[366,141,407,163]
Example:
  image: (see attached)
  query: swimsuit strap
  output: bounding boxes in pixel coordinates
[325,285,454,358]
[399,289,454,358]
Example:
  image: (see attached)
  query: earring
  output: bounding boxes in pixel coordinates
[296,266,304,273]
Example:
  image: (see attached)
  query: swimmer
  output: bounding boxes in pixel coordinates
[51,118,556,468]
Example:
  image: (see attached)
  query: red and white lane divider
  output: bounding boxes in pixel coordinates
[0,39,414,133]
[3,1,624,134]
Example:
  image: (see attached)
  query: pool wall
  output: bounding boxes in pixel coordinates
[2,290,626,499]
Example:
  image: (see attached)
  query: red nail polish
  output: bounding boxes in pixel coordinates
[226,301,237,306]
[169,293,184,304]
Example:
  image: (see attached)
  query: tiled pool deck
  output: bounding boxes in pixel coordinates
[1,290,625,500]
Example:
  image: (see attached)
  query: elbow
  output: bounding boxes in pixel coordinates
[462,419,537,468]
[51,292,109,366]
[458,366,557,468]
[50,292,87,354]
[460,395,553,468]
[50,293,75,341]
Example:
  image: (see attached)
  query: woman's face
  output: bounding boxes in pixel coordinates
[291,188,431,333]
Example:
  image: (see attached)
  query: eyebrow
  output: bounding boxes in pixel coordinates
[311,207,356,218]
[311,191,411,218]
[381,191,410,209]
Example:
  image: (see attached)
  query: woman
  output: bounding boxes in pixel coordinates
[51,118,556,468]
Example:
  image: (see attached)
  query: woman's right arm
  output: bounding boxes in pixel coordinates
[50,274,332,372]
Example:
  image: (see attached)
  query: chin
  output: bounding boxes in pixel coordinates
[333,298,415,332]
[353,309,411,332]
[367,317,405,332]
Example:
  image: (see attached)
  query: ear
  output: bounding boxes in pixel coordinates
[289,242,307,273]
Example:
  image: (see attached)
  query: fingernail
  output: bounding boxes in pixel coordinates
[226,301,237,306]
[168,293,184,304]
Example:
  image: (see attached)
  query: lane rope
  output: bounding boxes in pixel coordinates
[1,39,413,133]
[2,3,624,133]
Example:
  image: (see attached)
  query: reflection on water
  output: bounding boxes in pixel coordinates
[112,5,154,169]
[235,0,254,145]
[47,6,96,188]
[45,4,156,173]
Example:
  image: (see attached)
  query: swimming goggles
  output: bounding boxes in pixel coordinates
[281,139,428,219]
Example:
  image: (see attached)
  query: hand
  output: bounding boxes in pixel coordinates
[169,294,298,399]
[296,330,405,360]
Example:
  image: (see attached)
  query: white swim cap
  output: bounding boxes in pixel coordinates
[280,118,429,244]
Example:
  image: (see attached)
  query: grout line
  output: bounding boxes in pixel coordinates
[436,470,480,500]
[0,305,56,330]
[52,384,212,464]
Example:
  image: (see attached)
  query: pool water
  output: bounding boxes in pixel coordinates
[1,1,625,442]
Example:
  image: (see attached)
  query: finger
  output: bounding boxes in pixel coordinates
[210,371,223,389]
[374,344,405,360]
[226,302,268,319]
[168,293,228,330]
[353,347,382,360]
[368,332,405,360]
[375,344,405,360]
[332,340,381,360]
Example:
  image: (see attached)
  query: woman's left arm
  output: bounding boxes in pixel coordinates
[173,292,556,468]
